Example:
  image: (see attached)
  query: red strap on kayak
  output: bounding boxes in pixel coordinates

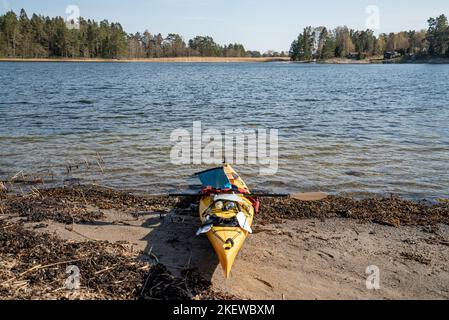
[200,186,233,196]
[249,198,260,215]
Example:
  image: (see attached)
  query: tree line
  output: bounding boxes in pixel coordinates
[289,14,449,61]
[0,9,279,59]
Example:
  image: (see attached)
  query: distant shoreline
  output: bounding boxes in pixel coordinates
[2,57,449,64]
[0,57,290,63]
[312,57,449,65]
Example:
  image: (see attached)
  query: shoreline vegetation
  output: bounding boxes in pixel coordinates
[0,9,288,61]
[289,14,449,63]
[2,56,449,64]
[1,9,448,64]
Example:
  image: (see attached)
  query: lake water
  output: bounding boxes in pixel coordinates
[1,62,448,199]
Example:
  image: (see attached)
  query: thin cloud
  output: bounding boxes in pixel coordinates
[176,16,224,22]
[1,0,10,10]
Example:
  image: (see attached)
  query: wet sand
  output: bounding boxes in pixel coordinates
[1,185,448,300]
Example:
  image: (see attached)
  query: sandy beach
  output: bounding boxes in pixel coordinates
[1,185,448,300]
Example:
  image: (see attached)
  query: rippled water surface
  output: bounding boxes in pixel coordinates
[1,62,448,198]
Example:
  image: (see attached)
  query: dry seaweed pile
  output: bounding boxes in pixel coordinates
[42,186,178,212]
[258,196,449,227]
[2,185,449,228]
[0,185,180,224]
[0,192,103,224]
[0,219,217,300]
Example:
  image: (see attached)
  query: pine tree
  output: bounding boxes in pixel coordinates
[2,11,19,56]
[320,31,336,59]
[427,15,449,56]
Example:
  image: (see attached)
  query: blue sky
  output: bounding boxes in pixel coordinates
[2,0,449,52]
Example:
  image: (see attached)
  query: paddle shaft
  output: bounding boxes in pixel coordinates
[168,192,327,201]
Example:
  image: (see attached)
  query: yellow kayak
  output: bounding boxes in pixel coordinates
[196,164,255,278]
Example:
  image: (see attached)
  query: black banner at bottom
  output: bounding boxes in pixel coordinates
[0,300,446,319]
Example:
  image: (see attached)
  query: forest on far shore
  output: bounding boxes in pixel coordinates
[2,9,448,61]
[289,14,449,61]
[0,9,287,59]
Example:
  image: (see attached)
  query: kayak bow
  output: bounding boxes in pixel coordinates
[197,164,255,278]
